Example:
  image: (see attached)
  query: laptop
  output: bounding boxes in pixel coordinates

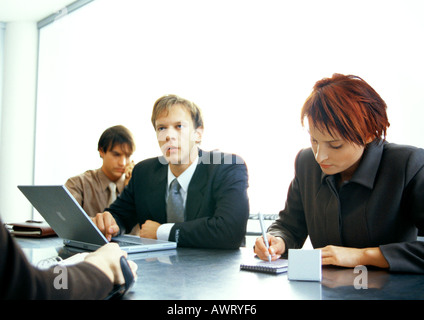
[18,185,177,253]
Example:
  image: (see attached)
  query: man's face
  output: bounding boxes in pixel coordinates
[155,104,203,175]
[100,143,132,182]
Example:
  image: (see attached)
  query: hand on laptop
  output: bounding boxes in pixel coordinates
[92,211,120,241]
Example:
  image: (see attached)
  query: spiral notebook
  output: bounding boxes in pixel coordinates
[240,257,288,274]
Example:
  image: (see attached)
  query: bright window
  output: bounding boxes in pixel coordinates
[35,0,424,215]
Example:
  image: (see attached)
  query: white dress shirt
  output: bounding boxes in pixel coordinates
[156,156,198,241]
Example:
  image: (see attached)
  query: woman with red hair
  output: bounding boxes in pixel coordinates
[255,73,424,273]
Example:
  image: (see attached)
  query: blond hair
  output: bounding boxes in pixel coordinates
[151,94,204,130]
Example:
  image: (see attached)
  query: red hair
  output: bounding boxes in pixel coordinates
[301,73,390,146]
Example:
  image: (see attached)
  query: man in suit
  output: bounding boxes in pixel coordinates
[92,94,249,249]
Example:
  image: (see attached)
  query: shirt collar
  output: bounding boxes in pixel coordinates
[97,168,125,194]
[167,155,199,193]
[321,139,385,189]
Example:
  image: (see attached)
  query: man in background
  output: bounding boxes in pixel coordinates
[65,125,136,226]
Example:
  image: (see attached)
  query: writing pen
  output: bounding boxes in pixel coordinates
[258,212,272,262]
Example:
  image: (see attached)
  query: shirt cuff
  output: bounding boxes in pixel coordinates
[157,223,175,241]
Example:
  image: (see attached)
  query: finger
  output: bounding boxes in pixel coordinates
[95,213,105,233]
[319,247,336,265]
[262,235,276,259]
[267,247,281,261]
[109,224,120,236]
[268,236,286,258]
[128,260,138,277]
[103,212,119,240]
[254,237,271,260]
[254,236,266,251]
[318,247,332,258]
[103,213,113,239]
[321,257,334,266]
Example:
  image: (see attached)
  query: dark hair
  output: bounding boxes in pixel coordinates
[151,94,204,130]
[301,73,390,146]
[98,125,135,154]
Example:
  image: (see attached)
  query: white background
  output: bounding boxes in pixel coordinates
[35,0,424,215]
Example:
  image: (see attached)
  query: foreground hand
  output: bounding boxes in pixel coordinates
[319,245,389,269]
[84,243,138,284]
[254,234,285,261]
[92,211,120,241]
[139,220,161,239]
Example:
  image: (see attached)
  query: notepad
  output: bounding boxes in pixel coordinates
[240,257,288,274]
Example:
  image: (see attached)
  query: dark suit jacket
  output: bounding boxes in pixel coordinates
[0,219,112,299]
[107,149,249,249]
[268,140,424,273]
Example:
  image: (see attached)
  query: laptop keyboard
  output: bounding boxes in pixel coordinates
[112,240,140,247]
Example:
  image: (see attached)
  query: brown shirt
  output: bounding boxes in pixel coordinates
[65,168,125,217]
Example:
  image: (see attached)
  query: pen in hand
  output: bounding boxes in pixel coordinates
[258,212,272,263]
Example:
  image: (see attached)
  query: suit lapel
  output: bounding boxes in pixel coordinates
[185,151,208,221]
[320,176,343,246]
[146,151,208,223]
[146,159,168,223]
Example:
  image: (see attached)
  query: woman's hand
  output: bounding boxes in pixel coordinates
[254,234,286,261]
[319,245,389,269]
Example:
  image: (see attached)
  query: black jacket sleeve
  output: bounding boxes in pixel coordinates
[0,220,113,300]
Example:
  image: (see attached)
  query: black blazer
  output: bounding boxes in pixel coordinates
[0,219,112,299]
[268,140,424,273]
[107,149,249,249]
